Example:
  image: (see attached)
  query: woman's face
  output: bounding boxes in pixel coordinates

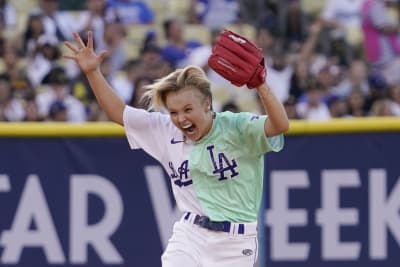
[168,20,183,40]
[165,87,212,141]
[30,16,44,35]
[348,90,364,109]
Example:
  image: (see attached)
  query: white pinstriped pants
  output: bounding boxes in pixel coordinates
[161,213,258,267]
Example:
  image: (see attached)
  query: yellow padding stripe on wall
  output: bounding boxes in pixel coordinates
[288,117,400,135]
[0,122,125,137]
[0,117,399,137]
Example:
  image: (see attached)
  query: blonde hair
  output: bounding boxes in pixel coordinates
[142,65,212,111]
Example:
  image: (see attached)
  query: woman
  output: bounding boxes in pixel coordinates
[64,31,289,267]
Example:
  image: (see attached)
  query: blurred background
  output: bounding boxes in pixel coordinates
[1,0,400,122]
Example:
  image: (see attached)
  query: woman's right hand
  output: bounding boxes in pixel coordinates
[64,31,107,74]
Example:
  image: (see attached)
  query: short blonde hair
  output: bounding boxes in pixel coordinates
[142,65,212,111]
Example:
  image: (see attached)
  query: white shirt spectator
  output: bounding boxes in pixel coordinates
[296,101,332,121]
[2,99,25,121]
[36,87,87,122]
[194,0,240,29]
[109,73,134,104]
[321,0,364,43]
[321,0,363,28]
[27,53,52,88]
[266,65,293,103]
[1,1,17,28]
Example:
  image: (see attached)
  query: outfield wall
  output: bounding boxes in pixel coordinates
[0,118,399,267]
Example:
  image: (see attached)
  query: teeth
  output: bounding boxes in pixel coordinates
[182,124,192,129]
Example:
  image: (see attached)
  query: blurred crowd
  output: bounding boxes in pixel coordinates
[1,0,400,122]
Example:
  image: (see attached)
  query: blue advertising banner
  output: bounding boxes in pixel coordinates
[264,133,400,267]
[0,132,399,267]
[0,138,168,267]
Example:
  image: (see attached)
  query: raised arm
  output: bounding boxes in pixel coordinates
[64,31,125,125]
[256,83,289,137]
[207,29,289,137]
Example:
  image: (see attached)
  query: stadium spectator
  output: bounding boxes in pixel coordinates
[255,26,276,63]
[23,12,45,57]
[239,0,276,28]
[105,60,139,104]
[279,0,310,46]
[390,84,400,116]
[26,34,62,87]
[87,101,109,121]
[296,80,331,120]
[71,70,96,108]
[35,67,86,122]
[104,0,154,25]
[347,89,367,117]
[161,18,202,68]
[0,74,25,121]
[23,93,44,121]
[362,72,392,115]
[320,0,364,65]
[31,0,75,41]
[326,95,349,118]
[128,76,153,109]
[265,44,294,103]
[47,100,68,121]
[283,96,301,119]
[221,100,240,113]
[138,44,172,80]
[289,61,312,101]
[316,63,343,94]
[75,0,107,52]
[187,0,240,29]
[0,0,17,32]
[10,75,34,101]
[292,19,324,95]
[96,21,127,72]
[99,55,137,106]
[1,44,26,85]
[370,98,395,116]
[332,59,369,97]
[361,0,400,86]
[185,28,221,76]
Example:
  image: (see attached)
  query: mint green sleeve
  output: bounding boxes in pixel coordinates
[234,112,284,156]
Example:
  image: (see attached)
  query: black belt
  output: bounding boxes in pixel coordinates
[184,212,245,234]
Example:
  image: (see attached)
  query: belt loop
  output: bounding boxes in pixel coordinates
[184,212,191,221]
[238,224,245,234]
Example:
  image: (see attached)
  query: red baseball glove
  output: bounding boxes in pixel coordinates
[208,29,266,89]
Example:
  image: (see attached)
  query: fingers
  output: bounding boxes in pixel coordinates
[64,41,79,53]
[98,50,108,61]
[87,31,93,49]
[73,32,86,49]
[64,32,91,60]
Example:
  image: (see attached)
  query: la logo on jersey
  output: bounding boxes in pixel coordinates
[168,161,192,187]
[207,145,239,180]
[168,145,239,187]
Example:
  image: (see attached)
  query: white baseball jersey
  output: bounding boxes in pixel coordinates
[123,106,204,215]
[123,106,285,267]
[123,106,284,222]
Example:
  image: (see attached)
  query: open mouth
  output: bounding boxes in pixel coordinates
[182,123,196,136]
